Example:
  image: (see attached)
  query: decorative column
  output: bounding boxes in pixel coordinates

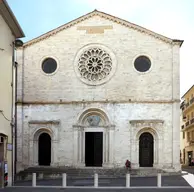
[50,140,58,166]
[33,139,38,166]
[108,129,114,165]
[73,126,78,165]
[103,125,115,167]
[29,140,34,166]
[73,125,85,167]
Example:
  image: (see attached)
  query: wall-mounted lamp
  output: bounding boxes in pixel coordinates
[14,39,23,48]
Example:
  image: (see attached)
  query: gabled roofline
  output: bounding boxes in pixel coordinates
[0,0,25,38]
[20,9,183,48]
[181,85,194,99]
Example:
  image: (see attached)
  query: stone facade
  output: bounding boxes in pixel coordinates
[16,10,182,173]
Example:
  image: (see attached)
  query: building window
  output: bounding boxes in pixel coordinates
[183,132,185,139]
[134,56,151,72]
[78,47,112,82]
[42,58,57,74]
[192,112,194,119]
[192,131,194,140]
[187,132,190,142]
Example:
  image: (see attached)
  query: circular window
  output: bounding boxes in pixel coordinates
[42,58,57,74]
[74,44,117,86]
[134,56,151,72]
[78,48,112,82]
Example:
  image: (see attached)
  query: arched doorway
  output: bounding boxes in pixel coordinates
[139,132,154,167]
[38,133,51,166]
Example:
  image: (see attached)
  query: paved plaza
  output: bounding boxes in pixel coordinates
[0,170,194,192]
[13,175,190,187]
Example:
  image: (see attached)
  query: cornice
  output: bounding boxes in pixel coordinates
[19,10,183,49]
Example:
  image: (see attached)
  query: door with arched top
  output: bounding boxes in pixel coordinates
[139,132,154,167]
[38,133,51,166]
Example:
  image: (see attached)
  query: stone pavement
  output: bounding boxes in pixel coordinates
[0,174,192,192]
[0,188,194,192]
[13,175,189,187]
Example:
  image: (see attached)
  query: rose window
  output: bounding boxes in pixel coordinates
[78,48,112,82]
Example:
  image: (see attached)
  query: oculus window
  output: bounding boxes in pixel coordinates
[42,58,57,74]
[134,56,151,72]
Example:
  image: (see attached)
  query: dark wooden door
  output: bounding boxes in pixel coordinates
[139,132,153,167]
[85,132,103,167]
[93,132,103,166]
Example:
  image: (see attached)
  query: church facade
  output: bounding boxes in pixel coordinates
[16,10,183,173]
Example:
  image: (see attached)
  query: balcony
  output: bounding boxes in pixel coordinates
[182,98,194,113]
[191,118,194,124]
[184,118,194,130]
[189,140,194,145]
[186,121,190,127]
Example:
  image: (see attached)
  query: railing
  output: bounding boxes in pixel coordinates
[184,118,194,128]
[189,140,194,145]
[191,118,194,124]
[186,121,190,127]
[182,98,194,111]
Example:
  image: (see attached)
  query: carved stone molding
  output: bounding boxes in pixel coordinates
[130,119,164,128]
[73,124,115,131]
[28,120,60,125]
[20,10,182,48]
[74,44,117,86]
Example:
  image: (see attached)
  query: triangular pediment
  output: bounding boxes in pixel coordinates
[22,9,183,48]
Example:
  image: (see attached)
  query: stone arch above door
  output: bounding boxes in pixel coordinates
[129,120,164,169]
[136,127,159,168]
[73,108,115,167]
[31,128,54,166]
[28,120,60,167]
[77,108,110,127]
[33,128,53,141]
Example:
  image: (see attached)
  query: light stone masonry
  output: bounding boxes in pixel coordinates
[16,10,182,173]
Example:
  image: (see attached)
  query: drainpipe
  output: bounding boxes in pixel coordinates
[11,41,15,186]
[12,39,23,184]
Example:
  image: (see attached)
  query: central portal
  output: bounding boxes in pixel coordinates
[85,132,103,167]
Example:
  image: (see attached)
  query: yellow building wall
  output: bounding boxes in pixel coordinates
[181,85,194,165]
[0,14,15,185]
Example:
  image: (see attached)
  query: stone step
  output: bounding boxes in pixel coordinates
[16,166,168,181]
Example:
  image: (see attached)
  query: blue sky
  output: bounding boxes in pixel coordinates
[7,0,194,96]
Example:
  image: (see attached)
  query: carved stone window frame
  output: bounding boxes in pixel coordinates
[74,43,117,86]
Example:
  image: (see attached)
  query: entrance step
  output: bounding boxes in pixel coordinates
[15,166,181,181]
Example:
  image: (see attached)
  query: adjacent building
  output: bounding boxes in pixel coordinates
[180,85,194,165]
[16,10,183,174]
[0,0,24,185]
